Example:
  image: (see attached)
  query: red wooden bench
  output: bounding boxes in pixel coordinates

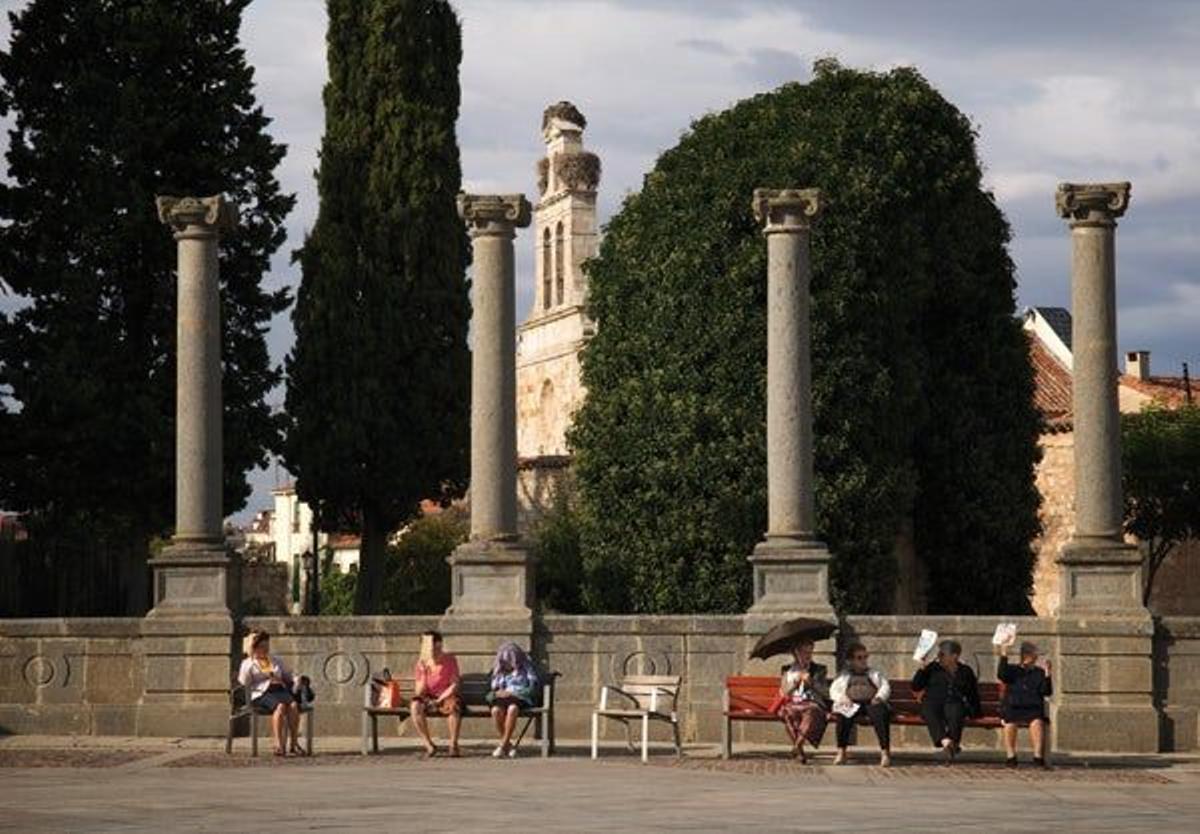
[722,675,1016,758]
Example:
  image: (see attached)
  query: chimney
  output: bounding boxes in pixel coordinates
[1125,350,1150,381]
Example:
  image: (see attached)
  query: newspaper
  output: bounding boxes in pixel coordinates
[912,629,938,661]
[992,622,1018,647]
[833,701,860,718]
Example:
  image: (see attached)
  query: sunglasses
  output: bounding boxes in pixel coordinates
[852,654,869,660]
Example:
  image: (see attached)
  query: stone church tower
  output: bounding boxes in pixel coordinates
[515,101,600,461]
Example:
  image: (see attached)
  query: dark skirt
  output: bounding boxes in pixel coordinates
[1001,704,1048,724]
[252,686,295,713]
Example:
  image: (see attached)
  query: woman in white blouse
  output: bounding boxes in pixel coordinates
[237,631,303,756]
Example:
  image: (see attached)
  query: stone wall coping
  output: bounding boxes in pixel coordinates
[243,615,532,636]
[0,618,144,638]
[1157,617,1200,638]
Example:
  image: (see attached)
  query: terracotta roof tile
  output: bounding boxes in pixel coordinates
[1028,334,1074,432]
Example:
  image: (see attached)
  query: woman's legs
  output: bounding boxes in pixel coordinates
[920,700,948,747]
[1002,722,1019,758]
[866,701,891,753]
[942,701,966,749]
[271,704,287,754]
[411,699,437,754]
[491,705,505,737]
[500,703,520,749]
[1030,718,1047,761]
[287,702,302,752]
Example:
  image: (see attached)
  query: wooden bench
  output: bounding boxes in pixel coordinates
[225,683,314,757]
[722,675,1016,758]
[361,670,558,757]
[591,674,683,763]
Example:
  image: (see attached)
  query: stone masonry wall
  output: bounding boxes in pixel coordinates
[2,613,1193,752]
[1031,430,1074,616]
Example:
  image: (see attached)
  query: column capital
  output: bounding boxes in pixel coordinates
[156,195,237,239]
[1055,182,1130,227]
[457,193,532,238]
[752,188,822,234]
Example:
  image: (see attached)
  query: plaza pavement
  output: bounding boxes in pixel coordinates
[2,736,1199,832]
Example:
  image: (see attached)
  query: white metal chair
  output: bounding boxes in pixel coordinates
[591,674,682,763]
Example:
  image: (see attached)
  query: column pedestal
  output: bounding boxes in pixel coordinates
[749,537,835,617]
[446,539,534,618]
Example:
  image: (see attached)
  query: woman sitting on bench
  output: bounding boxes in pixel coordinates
[996,640,1052,769]
[237,630,303,757]
[487,642,540,759]
[411,630,462,758]
[830,641,891,767]
[778,638,829,763]
[913,639,980,763]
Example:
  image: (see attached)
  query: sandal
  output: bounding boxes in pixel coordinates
[424,746,439,758]
[273,748,286,757]
[289,744,309,757]
[449,747,462,758]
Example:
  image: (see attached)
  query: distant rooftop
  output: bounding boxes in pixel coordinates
[1030,306,1072,351]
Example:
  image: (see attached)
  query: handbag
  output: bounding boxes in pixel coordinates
[377,679,403,709]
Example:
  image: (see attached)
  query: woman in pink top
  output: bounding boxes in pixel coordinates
[412,630,462,757]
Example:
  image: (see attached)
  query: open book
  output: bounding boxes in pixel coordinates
[913,629,938,661]
[833,701,860,718]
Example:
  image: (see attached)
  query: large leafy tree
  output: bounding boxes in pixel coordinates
[285,0,471,614]
[570,60,1042,614]
[0,0,293,614]
[1122,403,1200,606]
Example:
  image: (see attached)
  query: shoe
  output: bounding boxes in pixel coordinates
[507,746,518,758]
[833,750,847,766]
[1005,756,1018,769]
[491,745,506,758]
[1033,757,1048,769]
[879,751,891,768]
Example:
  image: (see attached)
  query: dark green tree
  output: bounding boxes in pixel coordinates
[1122,403,1200,606]
[0,0,293,615]
[570,60,1042,614]
[285,0,470,614]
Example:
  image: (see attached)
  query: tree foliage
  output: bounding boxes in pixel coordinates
[284,0,471,614]
[0,0,293,614]
[570,61,1042,614]
[1122,403,1200,606]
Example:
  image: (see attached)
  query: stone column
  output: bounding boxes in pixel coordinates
[148,194,237,616]
[1052,181,1156,754]
[446,194,535,618]
[140,195,237,737]
[747,188,834,617]
[1054,182,1145,612]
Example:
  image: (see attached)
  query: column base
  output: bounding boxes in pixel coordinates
[148,540,233,616]
[1057,538,1147,614]
[445,539,535,617]
[1053,702,1159,753]
[747,536,835,617]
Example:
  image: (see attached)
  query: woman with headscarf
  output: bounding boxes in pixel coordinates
[487,641,541,758]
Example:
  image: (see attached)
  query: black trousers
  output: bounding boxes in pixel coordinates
[921,699,966,747]
[835,701,891,750]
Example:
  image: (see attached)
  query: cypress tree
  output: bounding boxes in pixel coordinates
[0,0,293,614]
[570,61,1042,614]
[284,0,470,614]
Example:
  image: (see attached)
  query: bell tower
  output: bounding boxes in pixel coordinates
[516,101,600,459]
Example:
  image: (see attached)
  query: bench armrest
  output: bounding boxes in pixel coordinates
[599,685,639,711]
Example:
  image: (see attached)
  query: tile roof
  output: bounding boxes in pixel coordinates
[1028,334,1074,432]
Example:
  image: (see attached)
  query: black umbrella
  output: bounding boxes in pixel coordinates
[750,617,838,660]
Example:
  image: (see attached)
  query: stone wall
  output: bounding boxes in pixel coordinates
[1,613,1191,752]
[1031,430,1074,616]
[237,561,290,616]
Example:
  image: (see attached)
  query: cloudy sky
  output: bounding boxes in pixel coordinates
[3,0,1198,520]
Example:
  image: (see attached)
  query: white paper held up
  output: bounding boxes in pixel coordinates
[992,622,1018,647]
[913,629,938,661]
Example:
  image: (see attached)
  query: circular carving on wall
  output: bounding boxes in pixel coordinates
[322,652,356,685]
[617,650,674,679]
[22,654,69,688]
[321,651,370,687]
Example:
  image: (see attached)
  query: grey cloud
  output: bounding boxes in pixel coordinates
[678,37,736,57]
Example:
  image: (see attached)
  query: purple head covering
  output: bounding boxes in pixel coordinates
[491,641,536,688]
